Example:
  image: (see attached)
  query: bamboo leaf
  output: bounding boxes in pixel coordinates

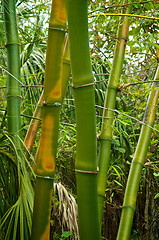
[154,193,159,199]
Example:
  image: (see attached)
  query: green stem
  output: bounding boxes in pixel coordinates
[2,0,21,137]
[97,0,130,225]
[116,67,159,240]
[67,0,100,239]
[2,3,34,240]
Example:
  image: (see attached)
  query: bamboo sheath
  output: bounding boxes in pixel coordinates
[31,1,68,239]
[116,67,159,240]
[67,0,100,239]
[97,0,130,225]
[2,0,21,137]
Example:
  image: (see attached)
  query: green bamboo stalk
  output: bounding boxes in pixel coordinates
[97,0,130,225]
[2,0,21,137]
[31,1,68,239]
[116,67,159,240]
[2,3,34,240]
[67,0,100,239]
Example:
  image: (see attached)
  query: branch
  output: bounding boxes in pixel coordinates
[95,105,159,133]
[89,13,159,21]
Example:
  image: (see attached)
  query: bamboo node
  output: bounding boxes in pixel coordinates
[42,101,61,107]
[116,37,128,42]
[100,137,112,141]
[7,95,23,100]
[53,102,61,107]
[36,174,54,180]
[71,82,94,89]
[75,169,98,174]
[4,42,20,47]
[122,205,136,211]
[132,161,143,167]
[49,26,66,32]
[63,60,70,65]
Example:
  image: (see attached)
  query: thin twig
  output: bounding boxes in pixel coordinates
[21,85,44,88]
[95,105,159,133]
[90,0,159,11]
[89,13,159,21]
[0,85,44,89]
[0,66,24,85]
[118,80,159,90]
[21,114,41,120]
[63,101,159,133]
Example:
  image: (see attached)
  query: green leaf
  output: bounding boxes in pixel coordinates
[114,180,123,187]
[61,231,72,238]
[154,193,159,199]
[114,147,126,153]
[147,42,159,49]
[111,165,121,178]
[112,139,120,146]
[153,172,159,177]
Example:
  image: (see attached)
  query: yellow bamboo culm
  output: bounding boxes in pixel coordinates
[34,0,67,178]
[31,1,68,239]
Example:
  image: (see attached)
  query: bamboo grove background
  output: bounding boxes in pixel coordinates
[0,0,159,239]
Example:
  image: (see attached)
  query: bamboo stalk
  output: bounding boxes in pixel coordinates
[31,1,68,239]
[25,33,70,154]
[2,2,34,239]
[24,42,70,154]
[97,0,130,225]
[67,0,100,239]
[116,67,159,240]
[2,0,21,138]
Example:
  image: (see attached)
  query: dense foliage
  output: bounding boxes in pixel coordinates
[0,0,159,239]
